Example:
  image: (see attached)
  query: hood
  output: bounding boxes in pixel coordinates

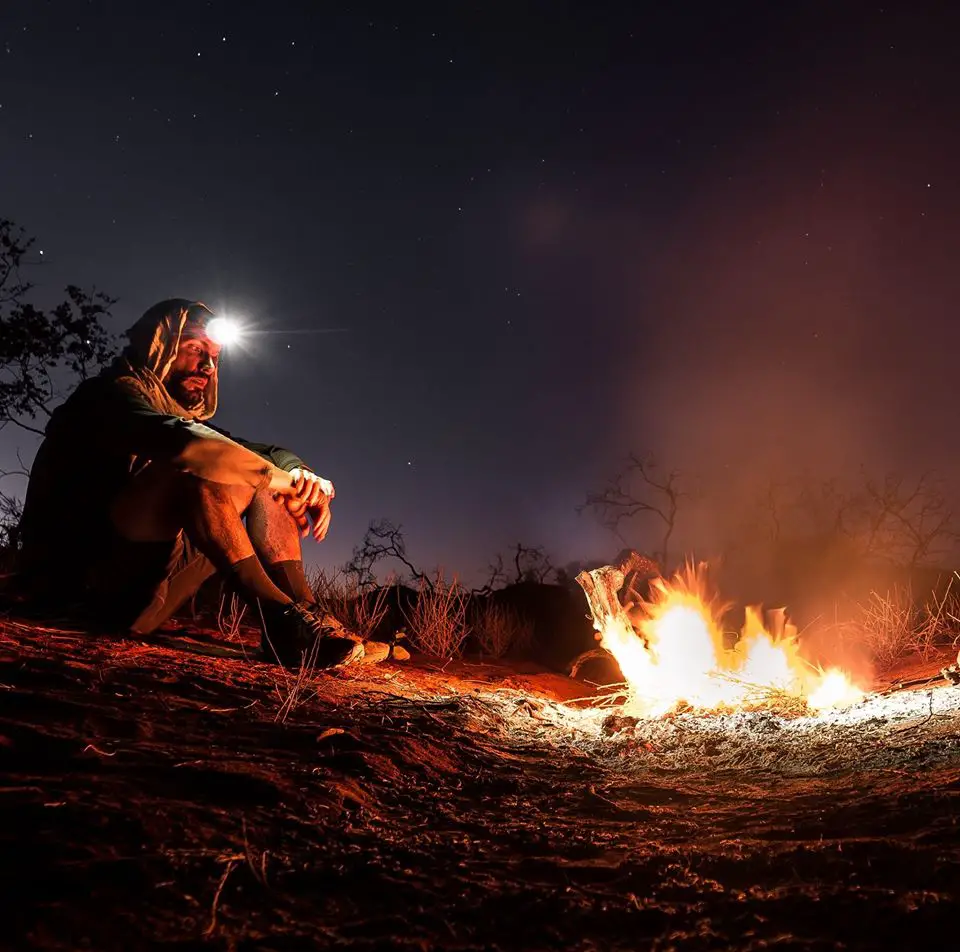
[117,298,218,421]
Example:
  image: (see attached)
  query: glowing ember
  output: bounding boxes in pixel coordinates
[587,565,864,717]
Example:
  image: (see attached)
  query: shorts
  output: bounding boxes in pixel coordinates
[86,530,216,633]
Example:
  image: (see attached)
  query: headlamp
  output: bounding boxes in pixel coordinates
[205,317,243,346]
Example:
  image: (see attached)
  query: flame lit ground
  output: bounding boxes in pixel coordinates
[1,618,959,950]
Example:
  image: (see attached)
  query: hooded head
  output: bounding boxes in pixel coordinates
[118,299,219,420]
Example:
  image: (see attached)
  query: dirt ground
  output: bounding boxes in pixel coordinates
[1,614,959,951]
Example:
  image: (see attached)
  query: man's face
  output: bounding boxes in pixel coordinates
[166,332,221,410]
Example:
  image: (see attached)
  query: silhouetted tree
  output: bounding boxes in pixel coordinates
[476,543,557,594]
[0,217,117,556]
[580,452,684,566]
[0,485,23,565]
[748,469,960,571]
[344,518,429,589]
[1,218,117,436]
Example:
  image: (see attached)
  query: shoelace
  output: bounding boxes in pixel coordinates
[289,602,346,639]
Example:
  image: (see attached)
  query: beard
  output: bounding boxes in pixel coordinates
[166,371,208,411]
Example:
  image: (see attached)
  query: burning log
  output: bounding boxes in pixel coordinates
[569,551,660,678]
[614,549,662,603]
[576,550,660,636]
[571,553,863,715]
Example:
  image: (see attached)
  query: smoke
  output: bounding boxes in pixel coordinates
[603,80,960,652]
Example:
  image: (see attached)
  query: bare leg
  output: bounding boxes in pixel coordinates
[245,489,317,604]
[109,464,360,667]
[245,488,302,563]
[184,480,258,567]
[110,464,291,606]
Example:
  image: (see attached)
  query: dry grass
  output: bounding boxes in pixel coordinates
[216,590,247,641]
[307,566,344,607]
[472,602,534,659]
[838,576,960,669]
[404,571,469,658]
[247,597,328,723]
[308,568,391,641]
[273,635,325,723]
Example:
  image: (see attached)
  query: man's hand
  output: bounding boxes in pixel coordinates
[283,468,336,541]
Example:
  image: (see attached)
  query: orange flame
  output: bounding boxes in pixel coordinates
[596,566,863,716]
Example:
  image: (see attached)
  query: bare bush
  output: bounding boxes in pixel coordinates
[743,471,960,573]
[308,566,347,611]
[404,571,468,658]
[472,602,534,659]
[347,585,391,642]
[841,577,960,668]
[309,567,392,641]
[478,543,556,593]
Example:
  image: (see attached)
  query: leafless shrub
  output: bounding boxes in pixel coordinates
[404,570,468,658]
[308,566,348,614]
[841,576,960,668]
[309,567,391,641]
[0,488,23,557]
[473,602,534,659]
[743,471,960,573]
[350,585,392,642]
[306,565,330,597]
[477,543,557,593]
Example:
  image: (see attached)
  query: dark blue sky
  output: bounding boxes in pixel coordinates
[3,1,960,581]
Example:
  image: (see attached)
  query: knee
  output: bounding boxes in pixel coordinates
[248,485,297,527]
[245,486,300,542]
[250,484,288,516]
[189,477,255,514]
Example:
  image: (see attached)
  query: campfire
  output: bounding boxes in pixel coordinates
[576,555,864,717]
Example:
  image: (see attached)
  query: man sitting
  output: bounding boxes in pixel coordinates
[17,298,363,668]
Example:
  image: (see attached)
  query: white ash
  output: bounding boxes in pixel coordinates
[477,685,960,777]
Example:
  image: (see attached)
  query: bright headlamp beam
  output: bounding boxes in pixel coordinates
[205,317,243,346]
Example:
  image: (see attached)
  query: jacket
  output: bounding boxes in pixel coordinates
[18,299,308,581]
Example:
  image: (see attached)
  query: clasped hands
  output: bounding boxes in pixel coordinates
[279,467,335,541]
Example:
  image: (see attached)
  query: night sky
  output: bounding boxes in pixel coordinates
[3,2,960,582]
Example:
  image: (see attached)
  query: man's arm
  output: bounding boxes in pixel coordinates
[78,381,333,535]
[205,423,309,474]
[203,423,335,540]
[93,379,298,495]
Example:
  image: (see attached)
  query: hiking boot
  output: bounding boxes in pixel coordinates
[309,610,353,638]
[259,601,364,669]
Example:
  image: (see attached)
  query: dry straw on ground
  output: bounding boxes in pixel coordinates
[216,590,247,641]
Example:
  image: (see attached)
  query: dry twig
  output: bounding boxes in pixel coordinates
[203,857,240,937]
